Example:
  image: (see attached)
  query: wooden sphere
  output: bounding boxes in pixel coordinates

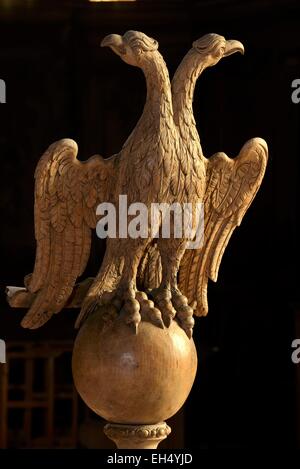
[72,307,197,424]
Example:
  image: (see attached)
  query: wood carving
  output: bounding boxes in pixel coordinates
[6,31,268,449]
[7,31,268,336]
[103,422,171,449]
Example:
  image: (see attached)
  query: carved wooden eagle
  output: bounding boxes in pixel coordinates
[7,31,268,338]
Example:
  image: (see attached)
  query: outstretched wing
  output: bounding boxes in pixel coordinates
[21,138,115,329]
[179,137,268,316]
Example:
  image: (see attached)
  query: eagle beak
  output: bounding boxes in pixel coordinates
[224,39,244,57]
[101,34,126,55]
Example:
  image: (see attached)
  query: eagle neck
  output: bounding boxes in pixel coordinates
[142,53,173,125]
[172,51,206,128]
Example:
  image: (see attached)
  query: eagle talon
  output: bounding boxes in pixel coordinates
[121,290,167,331]
[149,287,195,336]
[137,297,164,329]
[177,311,195,339]
[130,322,139,335]
[149,288,176,328]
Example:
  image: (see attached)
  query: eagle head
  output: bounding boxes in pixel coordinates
[192,33,244,66]
[101,30,159,67]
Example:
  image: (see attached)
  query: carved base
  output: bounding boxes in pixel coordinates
[72,307,197,449]
[104,422,171,449]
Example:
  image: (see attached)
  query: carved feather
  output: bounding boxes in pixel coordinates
[179,137,268,316]
[21,139,115,329]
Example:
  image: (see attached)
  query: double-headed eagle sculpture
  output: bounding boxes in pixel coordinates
[7,31,268,338]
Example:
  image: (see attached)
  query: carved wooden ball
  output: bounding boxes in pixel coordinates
[72,307,197,424]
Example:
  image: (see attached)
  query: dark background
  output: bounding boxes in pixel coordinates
[0,0,299,449]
